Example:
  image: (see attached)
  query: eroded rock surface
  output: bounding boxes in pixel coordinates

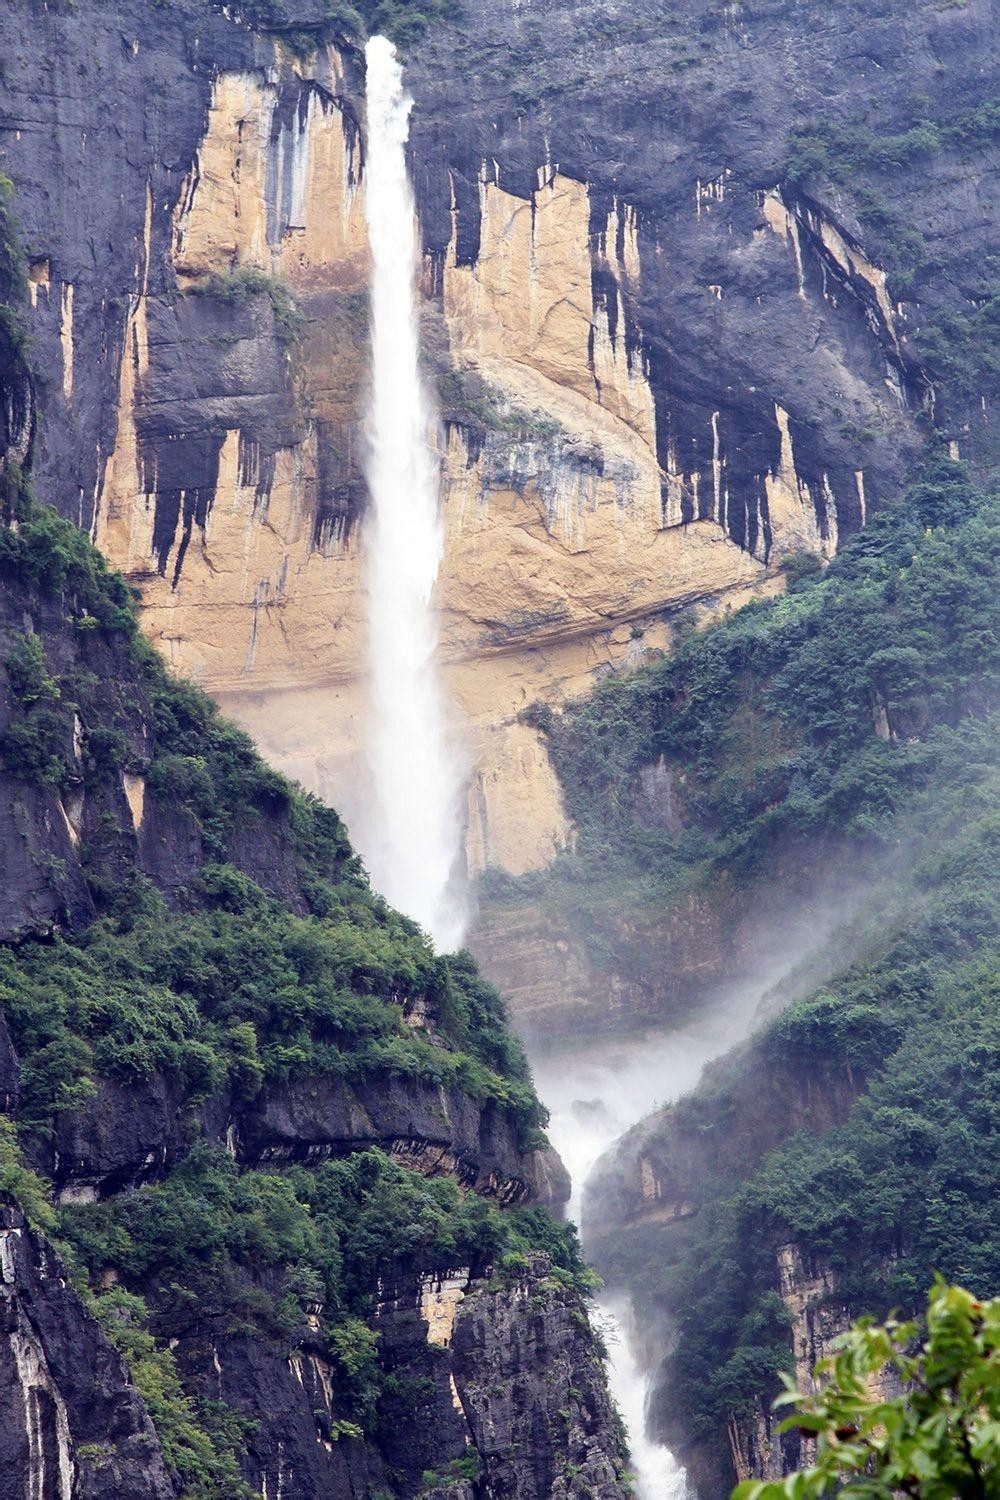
[0,1203,176,1500]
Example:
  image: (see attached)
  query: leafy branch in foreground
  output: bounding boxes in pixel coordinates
[733,1280,999,1500]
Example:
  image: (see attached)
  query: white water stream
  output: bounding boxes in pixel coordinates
[358,36,466,951]
[532,979,768,1498]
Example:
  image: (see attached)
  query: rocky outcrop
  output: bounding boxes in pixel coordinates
[0,506,615,1496]
[0,1197,622,1500]
[583,1039,865,1240]
[672,1243,905,1496]
[577,1015,875,1493]
[239,1073,571,1206]
[0,1202,175,1500]
[451,1255,631,1499]
[195,1254,631,1500]
[45,1063,570,1208]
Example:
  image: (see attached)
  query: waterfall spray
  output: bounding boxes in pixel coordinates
[358,36,466,950]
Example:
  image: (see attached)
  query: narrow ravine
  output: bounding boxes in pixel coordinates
[358,35,466,951]
[357,38,768,1493]
[532,980,769,1498]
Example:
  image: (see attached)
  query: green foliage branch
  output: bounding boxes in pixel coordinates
[733,1281,999,1500]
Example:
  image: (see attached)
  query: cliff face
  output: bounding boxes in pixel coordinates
[470,840,872,1044]
[0,1193,625,1500]
[4,0,991,886]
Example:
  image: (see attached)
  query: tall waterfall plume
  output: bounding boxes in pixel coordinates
[358,35,466,951]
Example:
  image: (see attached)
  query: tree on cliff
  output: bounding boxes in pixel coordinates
[733,1281,998,1500]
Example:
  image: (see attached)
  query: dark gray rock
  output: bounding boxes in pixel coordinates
[239,1072,566,1204]
[407,0,996,524]
[0,1201,176,1500]
[177,1327,375,1500]
[41,1065,570,1211]
[0,1014,19,1116]
[452,1255,631,1499]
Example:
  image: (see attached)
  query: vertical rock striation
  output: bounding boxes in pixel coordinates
[0,1204,176,1500]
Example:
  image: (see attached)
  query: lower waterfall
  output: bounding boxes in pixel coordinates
[533,979,768,1498]
[357,35,466,951]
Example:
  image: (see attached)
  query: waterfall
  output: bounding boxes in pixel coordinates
[358,36,466,951]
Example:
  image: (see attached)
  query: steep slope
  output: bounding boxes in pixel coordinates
[0,487,629,1497]
[477,454,998,1038]
[585,793,998,1495]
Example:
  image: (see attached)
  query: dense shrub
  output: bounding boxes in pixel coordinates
[59,1144,589,1445]
[0,489,564,1488]
[543,460,998,1460]
[734,1281,1000,1500]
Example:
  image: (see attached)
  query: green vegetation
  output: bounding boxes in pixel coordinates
[911,293,1000,414]
[54,1143,588,1495]
[781,104,1000,296]
[783,103,1000,188]
[91,1286,254,1500]
[733,1281,999,1500]
[553,460,998,1466]
[0,493,137,626]
[0,490,581,1491]
[0,882,544,1138]
[0,1118,57,1233]
[421,1454,482,1490]
[0,498,541,1143]
[61,1145,588,1362]
[483,459,997,1030]
[187,266,305,348]
[624,823,998,1447]
[218,0,463,51]
[519,459,996,900]
[438,368,564,444]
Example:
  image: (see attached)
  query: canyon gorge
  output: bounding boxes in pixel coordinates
[0,0,996,1495]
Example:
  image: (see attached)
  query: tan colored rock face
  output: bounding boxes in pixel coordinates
[465,721,573,877]
[171,63,367,289]
[443,171,656,449]
[766,402,838,558]
[92,51,807,877]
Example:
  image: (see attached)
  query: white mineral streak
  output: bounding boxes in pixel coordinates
[357,36,466,949]
[60,282,74,401]
[4,1246,76,1500]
